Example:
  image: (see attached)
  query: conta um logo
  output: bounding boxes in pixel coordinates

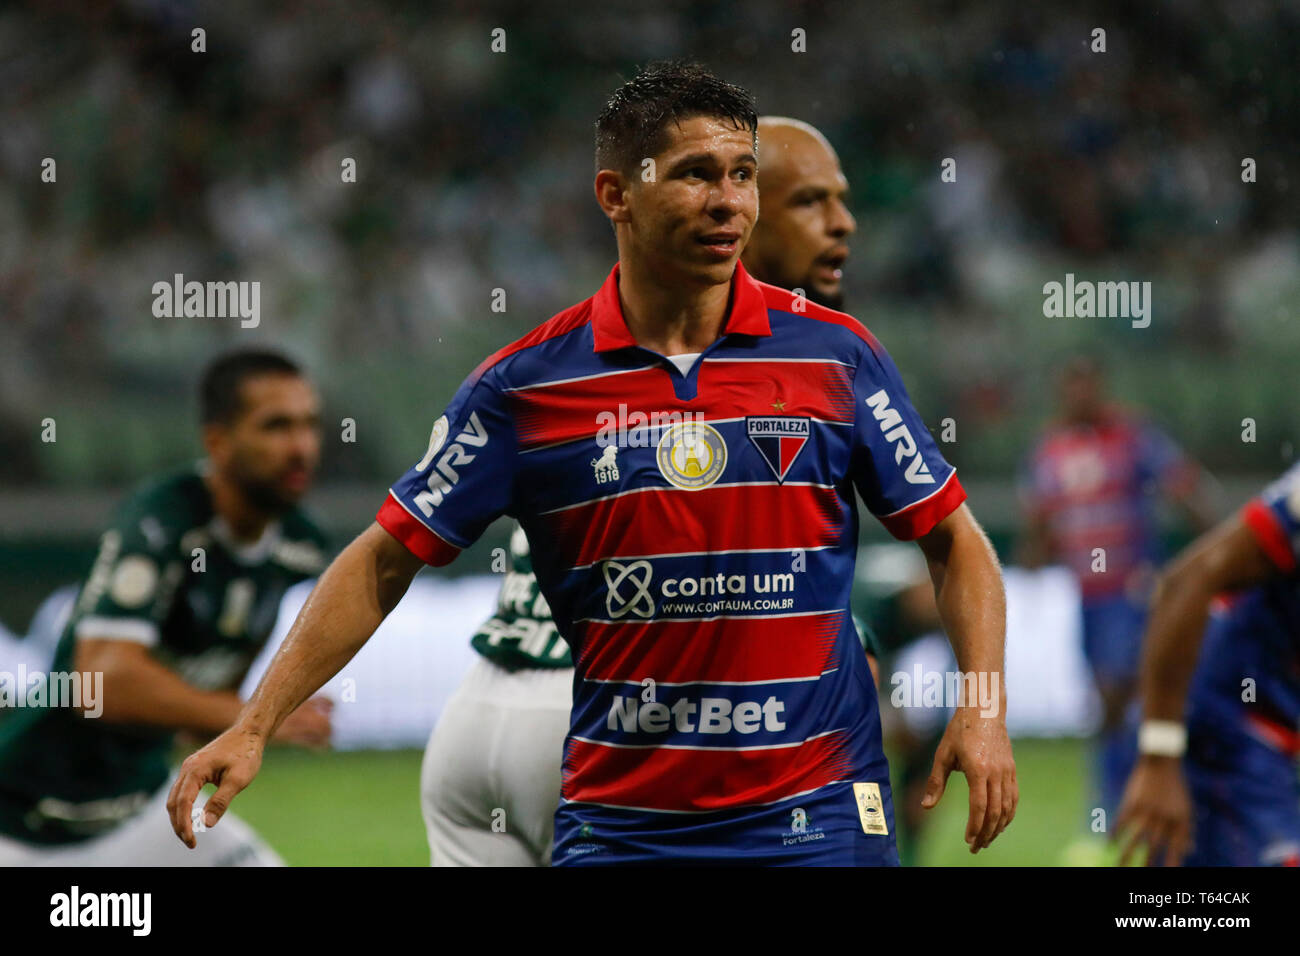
[602,559,654,619]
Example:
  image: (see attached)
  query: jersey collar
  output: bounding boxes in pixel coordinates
[590,259,772,353]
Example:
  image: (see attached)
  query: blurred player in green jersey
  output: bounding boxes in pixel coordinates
[418,115,864,866]
[0,350,332,865]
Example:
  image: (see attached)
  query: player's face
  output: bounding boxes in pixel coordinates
[217,374,322,512]
[742,132,854,308]
[1060,365,1105,422]
[624,115,758,287]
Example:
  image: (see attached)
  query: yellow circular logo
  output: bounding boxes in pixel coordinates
[656,421,727,490]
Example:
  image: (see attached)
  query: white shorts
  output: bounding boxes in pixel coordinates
[420,655,572,866]
[0,778,283,867]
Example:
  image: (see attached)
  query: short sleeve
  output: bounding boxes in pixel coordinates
[1137,422,1198,495]
[1016,442,1051,518]
[376,364,518,566]
[853,613,883,658]
[850,339,966,539]
[1241,463,1300,575]
[69,515,180,647]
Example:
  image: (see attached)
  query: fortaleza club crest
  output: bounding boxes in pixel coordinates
[746,417,810,483]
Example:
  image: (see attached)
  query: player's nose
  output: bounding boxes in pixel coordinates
[828,200,856,239]
[709,177,750,218]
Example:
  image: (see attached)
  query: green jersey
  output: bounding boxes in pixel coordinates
[0,465,329,844]
[470,524,573,671]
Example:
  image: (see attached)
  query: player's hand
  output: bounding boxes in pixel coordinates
[922,706,1018,853]
[167,726,266,849]
[272,695,334,748]
[1115,755,1194,866]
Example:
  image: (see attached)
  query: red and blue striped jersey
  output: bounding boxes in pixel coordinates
[1189,463,1300,758]
[377,261,965,862]
[1019,409,1197,601]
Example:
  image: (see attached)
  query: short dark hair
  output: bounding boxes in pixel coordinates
[595,60,758,176]
[199,349,302,425]
[1061,352,1106,381]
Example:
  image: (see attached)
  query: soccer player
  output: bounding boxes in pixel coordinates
[419,523,572,865]
[0,350,333,866]
[1116,463,1300,866]
[171,61,1016,865]
[1017,354,1215,821]
[740,116,854,310]
[420,113,871,866]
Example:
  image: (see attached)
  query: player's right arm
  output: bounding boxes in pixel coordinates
[69,502,331,746]
[1116,474,1295,866]
[167,522,423,847]
[75,639,332,745]
[1013,446,1056,569]
[170,364,520,848]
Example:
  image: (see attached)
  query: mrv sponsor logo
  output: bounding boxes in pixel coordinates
[601,559,796,619]
[50,886,151,936]
[607,691,786,734]
[864,390,934,485]
[412,412,488,516]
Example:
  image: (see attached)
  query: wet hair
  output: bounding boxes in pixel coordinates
[595,60,757,176]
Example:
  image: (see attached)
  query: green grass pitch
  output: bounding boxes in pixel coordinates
[230,737,1120,866]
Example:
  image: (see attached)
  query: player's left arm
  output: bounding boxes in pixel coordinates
[1141,422,1220,533]
[914,504,1017,853]
[1115,505,1283,866]
[846,333,1015,853]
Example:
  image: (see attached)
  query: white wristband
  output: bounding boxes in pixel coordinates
[1138,720,1187,757]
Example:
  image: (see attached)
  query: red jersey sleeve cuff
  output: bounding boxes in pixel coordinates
[1241,499,1296,574]
[376,494,463,567]
[878,472,967,541]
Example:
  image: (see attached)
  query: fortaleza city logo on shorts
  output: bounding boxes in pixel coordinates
[151,273,260,329]
[746,416,810,483]
[784,807,825,845]
[656,421,727,490]
[0,666,102,717]
[49,886,151,936]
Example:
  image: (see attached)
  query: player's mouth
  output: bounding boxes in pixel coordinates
[697,231,742,259]
[813,246,849,283]
[280,467,311,493]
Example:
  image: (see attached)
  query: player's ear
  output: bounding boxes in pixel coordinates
[594,169,633,225]
[201,421,228,460]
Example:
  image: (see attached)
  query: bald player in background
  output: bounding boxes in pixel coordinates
[418,115,878,866]
[741,116,855,309]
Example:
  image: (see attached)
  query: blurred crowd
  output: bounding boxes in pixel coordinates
[2,0,1298,486]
